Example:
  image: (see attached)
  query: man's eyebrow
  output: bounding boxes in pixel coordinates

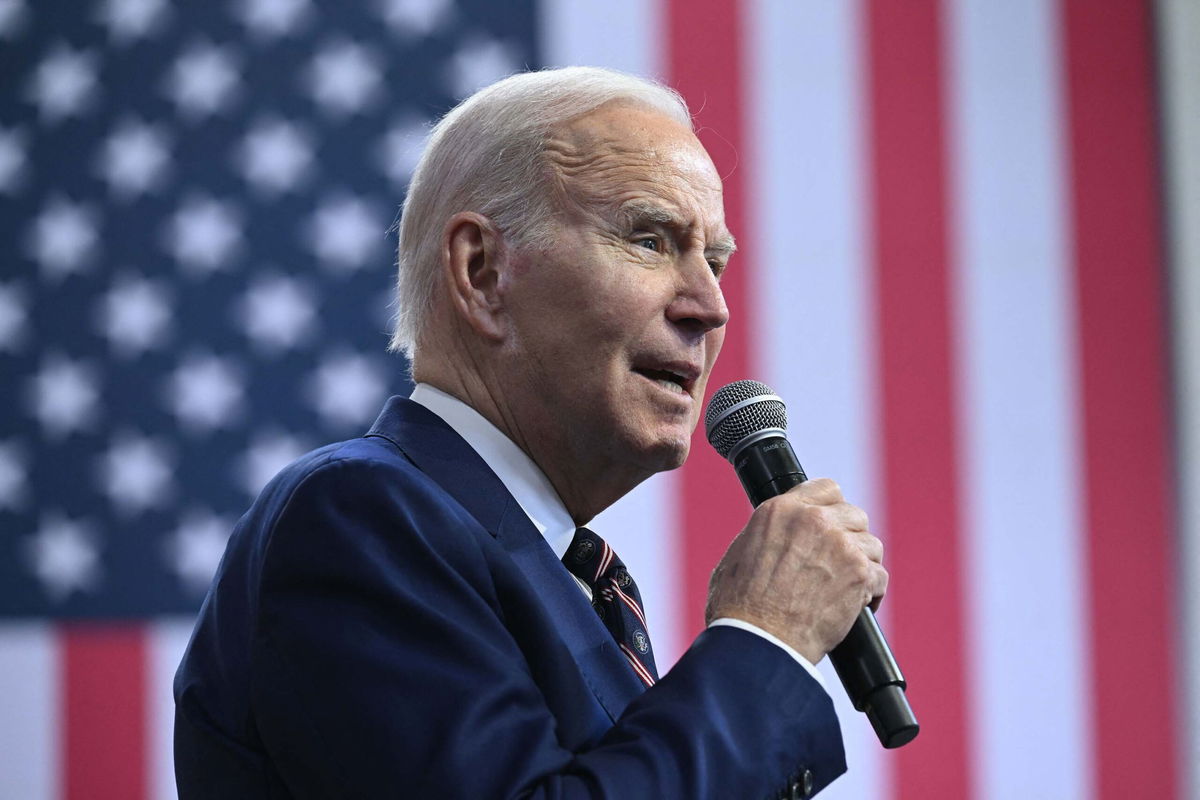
[618,200,738,257]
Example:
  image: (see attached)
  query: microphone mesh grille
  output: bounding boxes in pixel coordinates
[705,380,787,459]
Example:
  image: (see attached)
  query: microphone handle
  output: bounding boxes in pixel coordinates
[732,436,920,749]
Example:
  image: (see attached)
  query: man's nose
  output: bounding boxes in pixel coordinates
[667,255,730,334]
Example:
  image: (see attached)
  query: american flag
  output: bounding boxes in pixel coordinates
[2,1,1196,798]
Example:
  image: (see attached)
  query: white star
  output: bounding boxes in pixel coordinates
[236,117,313,194]
[24,514,101,602]
[96,274,172,357]
[27,354,100,438]
[308,352,389,429]
[0,126,28,193]
[26,197,98,280]
[0,281,28,353]
[165,41,240,119]
[375,0,452,37]
[377,115,430,187]
[96,118,170,198]
[0,0,29,38]
[306,39,382,116]
[237,273,316,352]
[98,432,174,515]
[237,430,308,497]
[164,195,242,274]
[447,37,521,99]
[165,353,245,432]
[0,440,28,509]
[95,0,169,44]
[164,509,232,594]
[234,0,311,39]
[26,44,100,122]
[306,194,383,270]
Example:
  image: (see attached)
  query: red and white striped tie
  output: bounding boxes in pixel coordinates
[563,527,658,687]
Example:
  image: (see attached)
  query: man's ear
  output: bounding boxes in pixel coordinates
[442,212,510,342]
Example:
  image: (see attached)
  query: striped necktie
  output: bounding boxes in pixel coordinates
[562,527,658,687]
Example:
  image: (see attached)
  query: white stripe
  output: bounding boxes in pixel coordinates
[537,0,663,79]
[619,642,655,686]
[612,580,649,630]
[149,618,196,800]
[746,1,887,797]
[946,3,1093,798]
[0,624,59,800]
[1158,0,1200,793]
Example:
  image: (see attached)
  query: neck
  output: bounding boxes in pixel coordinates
[413,348,647,525]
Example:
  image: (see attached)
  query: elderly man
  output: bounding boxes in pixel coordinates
[174,66,886,799]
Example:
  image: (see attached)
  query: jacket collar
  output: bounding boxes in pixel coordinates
[364,396,646,719]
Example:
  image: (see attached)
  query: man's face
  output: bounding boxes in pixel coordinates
[500,102,732,480]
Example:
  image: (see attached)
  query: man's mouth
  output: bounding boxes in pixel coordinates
[633,365,697,396]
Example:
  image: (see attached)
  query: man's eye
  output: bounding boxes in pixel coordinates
[636,237,659,252]
[708,260,725,277]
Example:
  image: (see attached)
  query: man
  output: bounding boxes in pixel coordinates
[174,66,887,799]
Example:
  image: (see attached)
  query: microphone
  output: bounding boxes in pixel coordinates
[705,379,919,749]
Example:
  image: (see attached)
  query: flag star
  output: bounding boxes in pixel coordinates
[377,116,430,187]
[96,118,171,198]
[375,0,453,37]
[165,353,245,432]
[0,281,28,353]
[96,275,172,356]
[27,354,100,438]
[0,0,29,38]
[164,195,242,274]
[238,430,308,497]
[165,42,241,118]
[98,432,174,514]
[308,352,389,429]
[95,0,169,44]
[24,514,101,602]
[27,197,98,280]
[26,44,100,122]
[306,194,383,270]
[447,38,521,99]
[306,39,382,117]
[237,273,316,352]
[235,0,312,39]
[0,126,28,193]
[0,440,28,509]
[164,509,232,594]
[236,117,314,194]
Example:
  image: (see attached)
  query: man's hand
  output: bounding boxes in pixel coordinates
[705,478,887,664]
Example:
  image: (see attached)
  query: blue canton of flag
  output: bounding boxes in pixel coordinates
[0,0,539,618]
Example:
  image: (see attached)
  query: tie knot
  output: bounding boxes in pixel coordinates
[564,527,624,588]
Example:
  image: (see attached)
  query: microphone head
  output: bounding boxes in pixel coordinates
[704,379,788,460]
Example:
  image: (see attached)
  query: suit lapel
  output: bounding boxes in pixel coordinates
[365,396,645,721]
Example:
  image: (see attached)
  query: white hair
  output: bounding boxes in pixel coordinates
[389,66,692,358]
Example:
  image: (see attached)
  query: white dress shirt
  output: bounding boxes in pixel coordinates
[409,383,826,690]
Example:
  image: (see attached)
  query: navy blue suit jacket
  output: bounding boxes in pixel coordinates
[174,397,846,798]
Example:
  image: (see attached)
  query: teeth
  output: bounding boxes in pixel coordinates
[653,377,686,394]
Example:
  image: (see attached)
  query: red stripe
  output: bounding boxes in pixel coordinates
[612,581,649,629]
[863,1,972,796]
[62,625,148,800]
[620,642,656,687]
[1059,1,1180,796]
[666,0,756,640]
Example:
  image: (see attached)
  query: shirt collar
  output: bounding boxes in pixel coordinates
[409,383,577,560]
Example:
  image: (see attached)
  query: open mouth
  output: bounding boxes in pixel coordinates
[634,367,692,396]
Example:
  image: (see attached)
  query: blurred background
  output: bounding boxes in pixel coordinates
[1,0,1195,798]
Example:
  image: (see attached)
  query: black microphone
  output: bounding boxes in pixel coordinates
[705,379,919,749]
